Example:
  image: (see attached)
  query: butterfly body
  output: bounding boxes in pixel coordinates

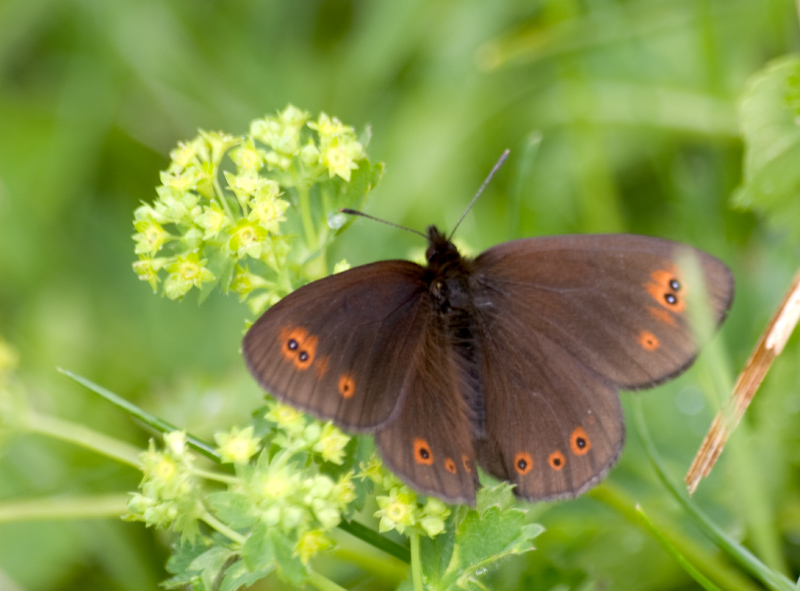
[243,229,733,505]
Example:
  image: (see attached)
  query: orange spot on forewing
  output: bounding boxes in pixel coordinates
[413,438,434,465]
[293,335,318,370]
[638,330,659,351]
[648,306,676,326]
[315,356,330,378]
[338,374,355,398]
[279,326,309,362]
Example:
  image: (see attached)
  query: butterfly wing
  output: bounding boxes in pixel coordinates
[375,312,480,504]
[242,260,431,431]
[470,234,733,500]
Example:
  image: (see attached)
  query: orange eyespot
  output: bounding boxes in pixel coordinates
[645,268,686,313]
[280,326,309,361]
[548,451,565,471]
[279,326,318,370]
[514,452,533,475]
[338,374,355,398]
[462,454,472,473]
[570,427,591,455]
[638,330,659,351]
[413,438,434,465]
[445,458,457,474]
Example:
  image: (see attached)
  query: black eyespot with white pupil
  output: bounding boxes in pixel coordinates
[552,457,562,466]
[419,448,430,459]
[517,458,527,470]
[287,339,299,350]
[298,351,309,362]
[669,278,681,291]
[664,293,678,305]
[576,437,586,449]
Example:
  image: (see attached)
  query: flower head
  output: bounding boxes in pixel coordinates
[164,253,215,300]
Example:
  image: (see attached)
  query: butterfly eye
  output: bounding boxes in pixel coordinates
[570,427,591,455]
[444,458,457,474]
[413,438,435,465]
[548,451,565,471]
[514,452,533,475]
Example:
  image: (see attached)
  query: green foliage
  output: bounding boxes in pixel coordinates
[733,56,800,242]
[2,1,800,590]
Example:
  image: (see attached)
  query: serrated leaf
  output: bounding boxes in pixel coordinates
[190,546,236,591]
[219,559,275,591]
[733,55,800,241]
[474,482,517,517]
[269,529,308,585]
[207,491,258,529]
[242,523,272,571]
[420,514,456,586]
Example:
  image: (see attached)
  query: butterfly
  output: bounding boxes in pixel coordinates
[242,224,733,505]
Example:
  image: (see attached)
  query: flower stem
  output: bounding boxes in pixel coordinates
[307,569,349,591]
[201,511,246,545]
[24,411,142,468]
[0,494,129,523]
[409,530,424,591]
[191,467,238,485]
[297,185,318,250]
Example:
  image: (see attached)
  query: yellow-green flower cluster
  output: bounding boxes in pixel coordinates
[264,401,351,464]
[131,104,370,308]
[362,454,451,538]
[127,431,203,540]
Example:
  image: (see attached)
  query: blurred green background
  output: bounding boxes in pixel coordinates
[1,0,800,589]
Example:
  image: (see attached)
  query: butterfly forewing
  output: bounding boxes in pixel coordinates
[243,261,430,431]
[472,234,734,390]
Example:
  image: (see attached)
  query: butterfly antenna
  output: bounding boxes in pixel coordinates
[340,208,427,238]
[448,149,510,240]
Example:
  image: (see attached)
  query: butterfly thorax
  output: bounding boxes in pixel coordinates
[424,225,485,434]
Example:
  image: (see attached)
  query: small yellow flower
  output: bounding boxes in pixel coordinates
[195,203,231,240]
[308,112,353,138]
[215,426,261,464]
[313,423,350,465]
[296,530,333,564]
[133,219,168,255]
[333,259,351,274]
[264,401,306,436]
[230,139,265,173]
[164,253,215,300]
[248,191,288,234]
[322,143,360,181]
[227,219,269,260]
[375,488,417,534]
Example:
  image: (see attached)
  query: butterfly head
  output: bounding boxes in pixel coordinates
[425,225,462,269]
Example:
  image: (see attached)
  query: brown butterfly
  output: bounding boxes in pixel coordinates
[242,221,733,505]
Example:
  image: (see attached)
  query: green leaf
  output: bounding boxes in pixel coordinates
[422,484,543,590]
[207,491,258,529]
[732,55,800,241]
[269,529,308,585]
[189,546,236,591]
[242,523,273,572]
[219,559,275,591]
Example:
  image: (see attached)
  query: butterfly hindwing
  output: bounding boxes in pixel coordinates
[469,234,733,500]
[376,311,479,505]
[243,261,431,431]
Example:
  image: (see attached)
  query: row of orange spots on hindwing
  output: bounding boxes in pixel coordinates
[411,438,473,477]
[640,266,685,352]
[278,325,353,397]
[513,426,593,475]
